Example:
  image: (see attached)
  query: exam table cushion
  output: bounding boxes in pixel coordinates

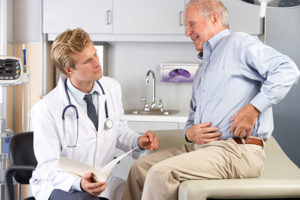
[152,130,300,200]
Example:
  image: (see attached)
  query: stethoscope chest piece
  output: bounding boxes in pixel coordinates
[104,119,113,130]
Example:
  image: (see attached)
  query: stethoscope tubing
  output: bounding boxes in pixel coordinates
[62,78,112,148]
[62,78,109,120]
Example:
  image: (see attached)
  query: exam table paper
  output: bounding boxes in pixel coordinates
[57,146,138,182]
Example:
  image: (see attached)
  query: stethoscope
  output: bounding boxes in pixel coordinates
[62,79,113,147]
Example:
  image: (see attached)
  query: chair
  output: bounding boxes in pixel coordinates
[5,132,36,200]
[5,132,110,200]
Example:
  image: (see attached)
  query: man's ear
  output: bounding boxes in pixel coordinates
[210,13,220,25]
[63,67,73,75]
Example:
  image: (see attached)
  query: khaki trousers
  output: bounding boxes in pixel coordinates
[122,138,265,200]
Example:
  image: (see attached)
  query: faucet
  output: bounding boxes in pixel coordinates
[140,98,150,111]
[146,70,156,108]
[158,98,164,112]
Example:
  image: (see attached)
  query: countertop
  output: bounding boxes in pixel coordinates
[125,110,188,123]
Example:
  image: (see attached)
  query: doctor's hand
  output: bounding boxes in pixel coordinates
[230,104,260,138]
[185,122,221,145]
[80,172,106,196]
[138,130,160,151]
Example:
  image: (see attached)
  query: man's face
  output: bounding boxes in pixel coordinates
[67,42,102,88]
[185,5,215,52]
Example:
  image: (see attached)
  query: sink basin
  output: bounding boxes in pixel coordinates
[125,109,179,116]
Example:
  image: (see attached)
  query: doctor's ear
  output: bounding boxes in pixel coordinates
[63,67,73,75]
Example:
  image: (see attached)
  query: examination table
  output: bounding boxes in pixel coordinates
[152,130,300,200]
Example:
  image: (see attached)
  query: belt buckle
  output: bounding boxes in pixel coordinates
[240,137,246,144]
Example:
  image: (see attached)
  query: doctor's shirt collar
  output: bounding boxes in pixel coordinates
[66,78,101,105]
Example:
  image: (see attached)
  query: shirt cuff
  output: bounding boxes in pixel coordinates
[132,135,144,151]
[250,92,273,113]
[69,177,82,192]
[184,125,193,143]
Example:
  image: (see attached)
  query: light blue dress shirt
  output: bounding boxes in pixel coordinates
[67,78,100,114]
[184,29,300,140]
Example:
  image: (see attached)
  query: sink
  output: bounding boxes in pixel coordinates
[125,109,179,116]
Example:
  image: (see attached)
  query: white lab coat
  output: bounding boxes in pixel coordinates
[30,75,141,200]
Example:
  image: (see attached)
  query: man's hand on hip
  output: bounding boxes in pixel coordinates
[230,104,260,138]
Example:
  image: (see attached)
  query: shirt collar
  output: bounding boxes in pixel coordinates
[208,29,230,50]
[67,79,101,105]
[199,29,230,60]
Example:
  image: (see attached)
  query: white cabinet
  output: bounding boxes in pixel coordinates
[125,114,187,134]
[113,0,185,35]
[43,0,263,40]
[43,0,112,34]
[128,121,185,133]
[43,0,188,41]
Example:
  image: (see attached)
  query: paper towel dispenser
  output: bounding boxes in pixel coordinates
[160,63,199,83]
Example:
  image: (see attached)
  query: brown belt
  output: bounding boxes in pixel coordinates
[233,137,264,147]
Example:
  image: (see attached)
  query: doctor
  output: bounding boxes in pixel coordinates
[30,28,160,200]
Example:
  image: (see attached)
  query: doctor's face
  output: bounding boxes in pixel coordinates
[185,5,215,52]
[67,42,102,91]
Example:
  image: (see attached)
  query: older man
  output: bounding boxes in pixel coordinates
[122,0,300,200]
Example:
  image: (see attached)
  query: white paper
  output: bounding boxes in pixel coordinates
[57,146,138,182]
[101,146,138,176]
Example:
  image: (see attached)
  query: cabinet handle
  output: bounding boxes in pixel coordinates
[179,11,183,26]
[107,10,112,25]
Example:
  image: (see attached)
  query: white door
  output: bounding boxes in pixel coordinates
[43,0,113,34]
[113,0,185,35]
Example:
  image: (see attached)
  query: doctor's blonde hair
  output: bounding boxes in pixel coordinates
[51,28,92,75]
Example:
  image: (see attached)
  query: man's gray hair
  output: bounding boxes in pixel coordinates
[187,0,229,28]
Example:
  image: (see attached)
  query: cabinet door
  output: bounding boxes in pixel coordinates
[113,0,185,34]
[43,0,112,34]
[128,121,182,133]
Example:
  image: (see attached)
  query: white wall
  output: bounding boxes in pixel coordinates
[14,0,41,43]
[0,0,40,43]
[107,42,200,113]
[0,0,14,43]
[266,5,300,167]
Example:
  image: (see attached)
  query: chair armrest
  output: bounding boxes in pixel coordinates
[5,165,36,200]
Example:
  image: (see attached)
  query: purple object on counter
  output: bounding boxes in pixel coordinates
[169,68,191,78]
[161,68,194,82]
